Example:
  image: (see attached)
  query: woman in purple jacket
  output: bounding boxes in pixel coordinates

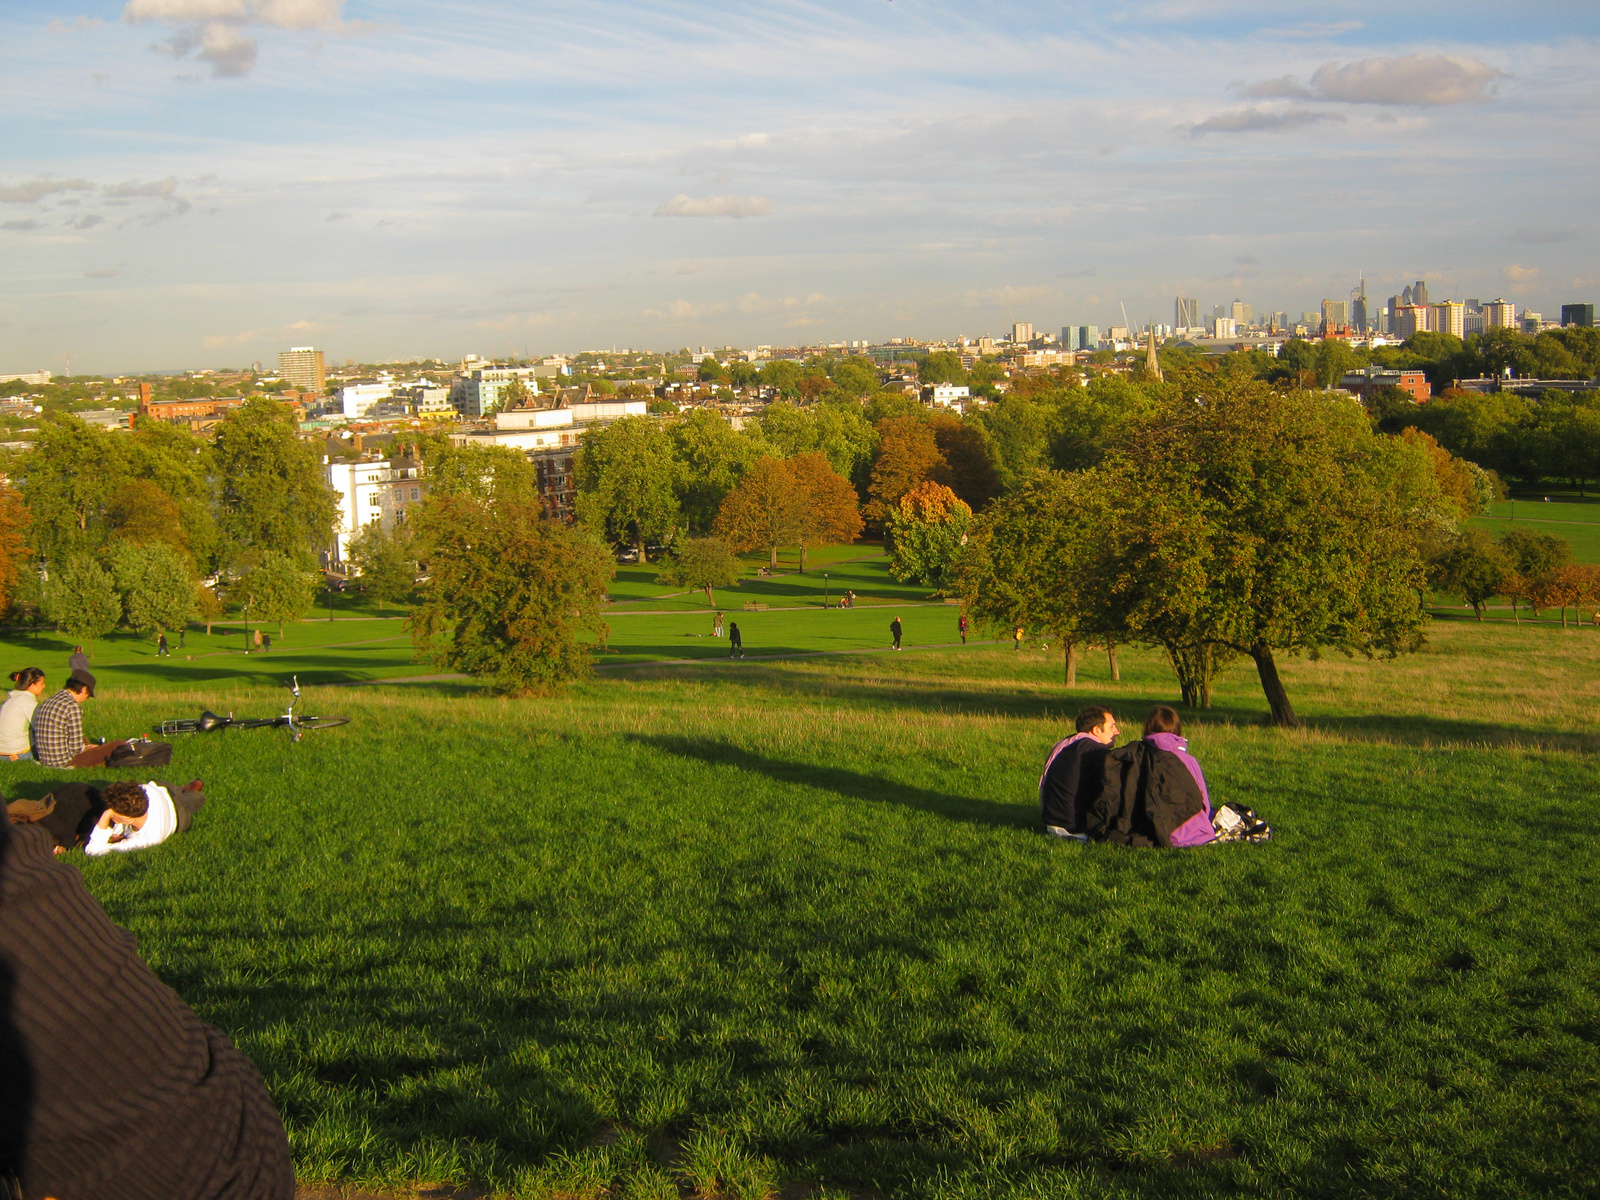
[1140,706,1215,847]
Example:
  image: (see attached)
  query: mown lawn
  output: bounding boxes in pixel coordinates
[4,618,1598,1198]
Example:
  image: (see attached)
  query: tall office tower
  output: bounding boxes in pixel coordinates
[278,346,326,393]
[1350,279,1368,331]
[1061,326,1076,347]
[1483,299,1517,330]
[1212,303,1228,322]
[1175,296,1199,328]
[1230,300,1252,326]
[1011,322,1033,344]
[1412,280,1429,307]
[1433,301,1465,338]
[1079,325,1100,351]
[1401,284,1414,306]
[1562,304,1595,328]
[1321,299,1349,330]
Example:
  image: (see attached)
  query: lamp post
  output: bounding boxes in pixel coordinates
[823,572,829,609]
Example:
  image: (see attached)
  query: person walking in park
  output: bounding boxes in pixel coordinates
[0,667,47,761]
[179,627,186,649]
[253,628,263,651]
[890,615,903,650]
[157,632,169,657]
[262,632,272,652]
[958,613,969,645]
[713,611,724,638]
[728,622,744,659]
[68,645,90,675]
[1013,625,1024,652]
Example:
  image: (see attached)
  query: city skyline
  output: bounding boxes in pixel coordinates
[1,0,1597,373]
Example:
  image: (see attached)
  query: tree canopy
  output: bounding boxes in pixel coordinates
[574,416,681,559]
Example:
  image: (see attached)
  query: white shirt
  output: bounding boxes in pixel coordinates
[85,783,178,856]
[0,688,38,755]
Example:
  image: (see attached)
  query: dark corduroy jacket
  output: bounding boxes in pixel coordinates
[1087,739,1207,848]
[0,819,293,1200]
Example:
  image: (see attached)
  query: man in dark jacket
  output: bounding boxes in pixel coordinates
[890,616,903,650]
[0,818,293,1199]
[1040,706,1119,840]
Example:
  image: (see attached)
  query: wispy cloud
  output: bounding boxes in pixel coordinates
[0,178,95,204]
[1238,54,1508,107]
[1186,107,1345,136]
[46,15,104,33]
[1509,227,1578,244]
[1506,264,1540,283]
[654,194,773,218]
[124,0,369,78]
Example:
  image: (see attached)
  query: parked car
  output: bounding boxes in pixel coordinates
[615,548,640,563]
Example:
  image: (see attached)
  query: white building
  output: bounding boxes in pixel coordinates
[338,380,394,418]
[923,384,972,408]
[449,366,558,418]
[451,399,652,451]
[325,457,426,564]
[0,370,52,386]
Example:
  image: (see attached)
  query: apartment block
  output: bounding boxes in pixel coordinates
[279,346,326,394]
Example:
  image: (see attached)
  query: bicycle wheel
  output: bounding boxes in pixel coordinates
[294,716,350,731]
[158,719,203,735]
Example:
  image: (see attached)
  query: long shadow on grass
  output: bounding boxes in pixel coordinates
[634,734,1030,830]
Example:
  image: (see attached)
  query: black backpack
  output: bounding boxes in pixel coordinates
[107,740,174,769]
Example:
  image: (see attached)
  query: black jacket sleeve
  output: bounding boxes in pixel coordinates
[1040,741,1107,832]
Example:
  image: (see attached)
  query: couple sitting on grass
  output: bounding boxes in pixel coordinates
[1040,704,1269,847]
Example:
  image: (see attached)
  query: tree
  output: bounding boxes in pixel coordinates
[43,555,121,656]
[573,416,681,562]
[714,456,805,569]
[422,441,539,506]
[1313,339,1362,388]
[233,551,319,637]
[0,487,32,618]
[973,396,1049,491]
[887,481,974,593]
[656,537,744,607]
[411,495,613,695]
[196,582,225,635]
[831,358,880,397]
[867,416,950,523]
[106,540,199,638]
[1429,529,1508,620]
[789,452,864,572]
[18,412,130,565]
[499,376,534,410]
[347,520,417,610]
[107,479,190,558]
[212,399,337,567]
[671,409,762,534]
[928,412,1000,511]
[918,351,967,386]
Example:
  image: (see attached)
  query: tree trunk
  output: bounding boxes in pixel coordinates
[1064,639,1078,686]
[1107,640,1120,681]
[1472,602,1483,621]
[1250,642,1299,728]
[637,537,646,566]
[798,544,806,574]
[769,544,778,569]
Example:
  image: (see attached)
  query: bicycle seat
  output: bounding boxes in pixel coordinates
[197,711,224,732]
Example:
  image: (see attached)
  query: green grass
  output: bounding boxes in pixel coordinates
[6,618,1600,1198]
[1473,493,1600,564]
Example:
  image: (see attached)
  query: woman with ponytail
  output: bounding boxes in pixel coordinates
[0,667,47,760]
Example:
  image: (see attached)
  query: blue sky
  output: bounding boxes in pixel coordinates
[2,0,1597,373]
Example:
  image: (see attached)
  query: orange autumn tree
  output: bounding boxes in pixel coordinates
[886,480,974,593]
[0,488,33,615]
[866,416,950,524]
[789,451,863,572]
[715,453,863,571]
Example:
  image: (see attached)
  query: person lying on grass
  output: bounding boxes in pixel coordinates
[1040,705,1120,842]
[1088,705,1216,848]
[83,778,206,856]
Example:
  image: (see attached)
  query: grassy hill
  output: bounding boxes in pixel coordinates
[4,616,1598,1198]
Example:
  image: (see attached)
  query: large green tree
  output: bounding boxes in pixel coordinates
[43,555,121,656]
[412,495,613,695]
[671,409,763,534]
[233,551,320,637]
[886,481,974,594]
[347,519,418,609]
[656,537,744,607]
[106,540,199,639]
[212,399,336,566]
[574,416,681,560]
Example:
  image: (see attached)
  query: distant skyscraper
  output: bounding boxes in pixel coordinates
[1350,279,1368,331]
[1412,280,1429,307]
[1562,303,1594,327]
[1393,305,1432,338]
[1321,299,1349,331]
[1230,299,1252,327]
[1078,325,1100,351]
[278,346,326,393]
[1011,322,1033,344]
[1401,285,1413,306]
[1175,296,1199,328]
[1483,299,1517,330]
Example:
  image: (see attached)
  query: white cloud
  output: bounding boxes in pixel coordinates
[0,178,94,204]
[103,177,179,198]
[84,268,122,278]
[1505,264,1540,283]
[1186,107,1345,136]
[1240,55,1508,108]
[46,16,104,33]
[654,194,773,218]
[124,0,354,77]
[67,214,105,230]
[1258,21,1364,39]
[643,299,730,320]
[1,220,43,232]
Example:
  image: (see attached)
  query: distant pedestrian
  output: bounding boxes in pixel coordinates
[890,616,903,650]
[1013,625,1024,652]
[179,628,186,649]
[253,629,263,651]
[262,632,272,653]
[958,614,969,645]
[713,611,724,638]
[157,633,169,657]
[728,622,744,659]
[69,645,90,676]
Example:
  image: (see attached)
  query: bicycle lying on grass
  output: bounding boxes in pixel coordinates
[157,677,350,743]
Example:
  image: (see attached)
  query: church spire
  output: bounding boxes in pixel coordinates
[1145,328,1163,383]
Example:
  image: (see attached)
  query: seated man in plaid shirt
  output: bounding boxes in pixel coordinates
[30,672,129,769]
